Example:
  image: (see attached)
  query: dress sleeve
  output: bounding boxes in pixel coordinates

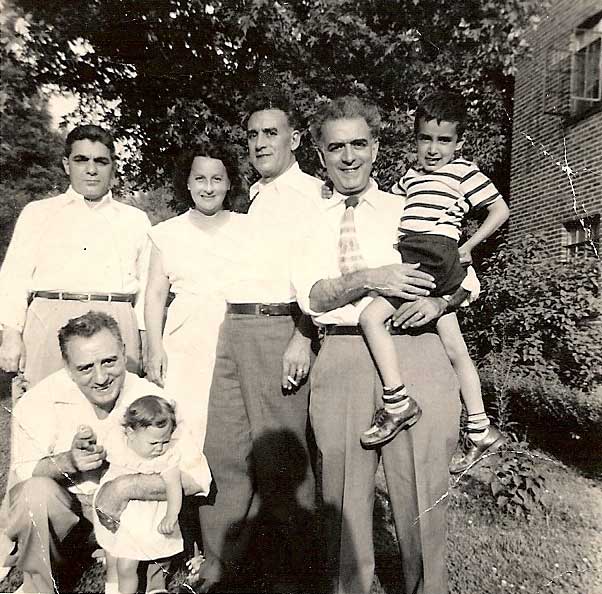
[133,213,153,330]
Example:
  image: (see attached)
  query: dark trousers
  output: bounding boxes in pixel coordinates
[199,314,315,584]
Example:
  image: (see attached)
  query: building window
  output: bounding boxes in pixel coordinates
[563,216,600,259]
[570,13,602,117]
[544,11,601,119]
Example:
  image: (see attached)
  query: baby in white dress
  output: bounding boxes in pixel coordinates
[94,395,184,594]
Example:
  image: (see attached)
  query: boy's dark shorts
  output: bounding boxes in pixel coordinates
[385,233,466,308]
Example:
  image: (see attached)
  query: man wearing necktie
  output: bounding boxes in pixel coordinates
[293,96,469,594]
[195,87,324,592]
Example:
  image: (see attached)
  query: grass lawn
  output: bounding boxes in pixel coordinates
[0,372,600,593]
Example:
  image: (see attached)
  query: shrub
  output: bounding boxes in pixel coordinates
[460,234,601,391]
[480,362,602,438]
[488,444,549,519]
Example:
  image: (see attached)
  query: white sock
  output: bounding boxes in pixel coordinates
[105,582,119,594]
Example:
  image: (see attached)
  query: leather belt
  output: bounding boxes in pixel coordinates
[31,291,135,303]
[322,324,407,336]
[227,302,300,316]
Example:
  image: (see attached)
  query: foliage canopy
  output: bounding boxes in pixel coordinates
[8,0,544,208]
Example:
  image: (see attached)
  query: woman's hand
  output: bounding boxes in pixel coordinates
[145,344,168,387]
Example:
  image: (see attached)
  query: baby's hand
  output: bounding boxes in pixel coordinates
[458,245,472,265]
[321,180,334,200]
[158,514,178,535]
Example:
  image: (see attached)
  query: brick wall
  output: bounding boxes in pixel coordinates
[509,0,602,258]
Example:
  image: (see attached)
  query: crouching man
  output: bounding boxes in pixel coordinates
[3,311,210,593]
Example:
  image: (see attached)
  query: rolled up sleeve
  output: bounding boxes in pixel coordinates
[176,425,212,496]
[290,229,334,317]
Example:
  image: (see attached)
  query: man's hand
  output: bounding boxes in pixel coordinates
[158,514,178,535]
[391,296,447,329]
[367,263,435,301]
[145,345,168,388]
[70,425,105,472]
[281,332,311,391]
[0,326,26,373]
[95,477,129,533]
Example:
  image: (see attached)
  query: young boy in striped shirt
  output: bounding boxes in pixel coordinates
[358,91,510,474]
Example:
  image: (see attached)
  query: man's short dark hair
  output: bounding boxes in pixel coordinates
[58,311,123,361]
[244,86,302,130]
[173,140,241,211]
[65,125,116,159]
[414,91,467,138]
[309,96,381,145]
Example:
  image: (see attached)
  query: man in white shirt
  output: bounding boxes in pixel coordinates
[0,125,150,387]
[2,311,210,594]
[293,96,469,594]
[195,88,324,592]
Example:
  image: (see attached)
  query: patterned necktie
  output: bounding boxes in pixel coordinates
[338,195,366,275]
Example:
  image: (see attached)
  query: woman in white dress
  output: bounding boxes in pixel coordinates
[144,142,246,450]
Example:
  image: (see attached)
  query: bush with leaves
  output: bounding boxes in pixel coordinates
[480,365,602,438]
[460,234,601,391]
[488,445,549,519]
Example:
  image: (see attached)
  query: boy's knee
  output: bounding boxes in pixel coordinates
[443,341,470,364]
[358,308,375,329]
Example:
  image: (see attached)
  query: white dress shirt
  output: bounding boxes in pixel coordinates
[0,186,151,331]
[11,371,163,494]
[224,162,324,304]
[10,370,211,496]
[292,181,480,326]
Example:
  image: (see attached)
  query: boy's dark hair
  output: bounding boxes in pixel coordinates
[58,311,123,361]
[65,124,116,159]
[414,91,467,138]
[123,395,177,432]
[244,86,302,130]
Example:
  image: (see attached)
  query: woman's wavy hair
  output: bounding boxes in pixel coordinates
[173,140,242,211]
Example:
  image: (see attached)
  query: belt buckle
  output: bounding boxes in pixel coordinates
[259,304,269,316]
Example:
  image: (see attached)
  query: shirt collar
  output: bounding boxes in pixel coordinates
[324,178,380,210]
[65,185,114,208]
[250,161,302,201]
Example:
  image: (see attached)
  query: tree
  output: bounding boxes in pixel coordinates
[9,0,544,214]
[0,10,67,260]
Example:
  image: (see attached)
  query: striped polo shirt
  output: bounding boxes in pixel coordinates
[392,158,502,241]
